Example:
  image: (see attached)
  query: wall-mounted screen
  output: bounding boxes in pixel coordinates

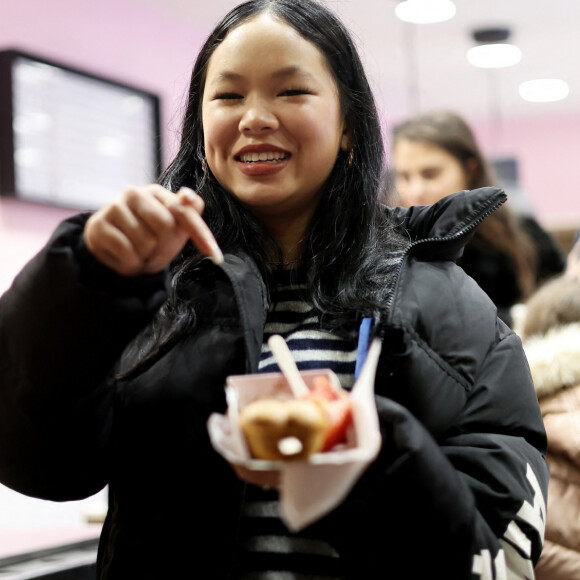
[0,50,162,210]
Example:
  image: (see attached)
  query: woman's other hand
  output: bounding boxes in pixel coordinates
[84,185,223,276]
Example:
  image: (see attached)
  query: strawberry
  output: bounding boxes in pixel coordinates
[301,376,353,451]
[320,394,352,451]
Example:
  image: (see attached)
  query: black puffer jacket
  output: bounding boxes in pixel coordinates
[0,187,548,579]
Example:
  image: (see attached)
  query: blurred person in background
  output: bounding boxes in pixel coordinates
[566,231,580,278]
[390,109,565,327]
[520,271,580,580]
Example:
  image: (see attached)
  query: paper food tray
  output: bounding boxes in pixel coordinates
[207,339,383,530]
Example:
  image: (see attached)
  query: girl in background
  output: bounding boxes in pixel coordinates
[391,109,565,326]
[521,272,580,579]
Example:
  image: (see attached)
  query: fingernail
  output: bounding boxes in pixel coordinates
[208,241,224,265]
[178,187,197,202]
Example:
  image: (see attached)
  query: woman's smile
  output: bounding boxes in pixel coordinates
[235,145,291,176]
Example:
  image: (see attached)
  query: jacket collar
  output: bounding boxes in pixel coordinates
[524,322,580,398]
[388,187,507,261]
[217,253,269,373]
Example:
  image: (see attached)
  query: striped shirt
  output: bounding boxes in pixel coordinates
[235,270,358,579]
[259,270,359,389]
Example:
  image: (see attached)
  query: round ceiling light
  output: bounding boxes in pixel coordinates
[466,43,522,68]
[519,79,570,103]
[467,27,522,69]
[395,0,456,24]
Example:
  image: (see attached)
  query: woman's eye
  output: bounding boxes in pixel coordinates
[423,169,442,180]
[279,88,311,97]
[214,92,242,100]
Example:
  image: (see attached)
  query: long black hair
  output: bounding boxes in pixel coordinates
[142,0,408,363]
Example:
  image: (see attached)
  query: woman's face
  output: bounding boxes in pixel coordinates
[202,14,349,230]
[392,138,470,207]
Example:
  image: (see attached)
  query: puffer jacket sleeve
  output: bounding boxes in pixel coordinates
[335,255,548,579]
[0,215,169,500]
[377,336,546,579]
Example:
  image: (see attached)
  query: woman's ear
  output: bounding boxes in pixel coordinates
[340,126,352,152]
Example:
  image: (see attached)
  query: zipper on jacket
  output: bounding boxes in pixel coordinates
[382,193,507,327]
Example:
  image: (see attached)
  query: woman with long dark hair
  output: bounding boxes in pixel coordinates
[0,2,547,578]
[391,109,565,326]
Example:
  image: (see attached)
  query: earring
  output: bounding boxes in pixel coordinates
[203,157,214,182]
[347,148,354,169]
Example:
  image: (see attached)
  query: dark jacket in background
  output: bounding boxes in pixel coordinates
[459,214,565,327]
[519,215,566,283]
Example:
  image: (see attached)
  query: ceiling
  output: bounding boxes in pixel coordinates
[140,0,579,127]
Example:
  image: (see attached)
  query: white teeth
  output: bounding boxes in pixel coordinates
[240,151,288,163]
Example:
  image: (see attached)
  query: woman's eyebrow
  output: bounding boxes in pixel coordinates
[210,66,315,84]
[209,71,243,85]
[271,66,314,80]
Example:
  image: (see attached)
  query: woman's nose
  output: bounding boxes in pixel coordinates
[396,177,427,207]
[238,99,278,134]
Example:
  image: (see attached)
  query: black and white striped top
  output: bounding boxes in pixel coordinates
[235,270,359,579]
[258,270,359,389]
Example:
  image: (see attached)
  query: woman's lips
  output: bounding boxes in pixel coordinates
[235,149,291,176]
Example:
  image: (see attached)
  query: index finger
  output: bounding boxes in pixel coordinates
[162,189,224,265]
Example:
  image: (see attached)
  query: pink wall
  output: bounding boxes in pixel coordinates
[1,0,207,294]
[473,113,580,229]
[1,0,208,163]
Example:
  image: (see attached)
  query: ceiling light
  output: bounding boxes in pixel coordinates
[519,79,570,103]
[467,27,522,69]
[395,0,456,24]
[467,44,522,68]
